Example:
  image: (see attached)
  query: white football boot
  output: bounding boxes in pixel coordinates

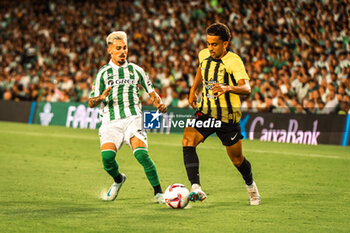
[154,193,165,204]
[105,173,126,201]
[189,184,207,202]
[246,181,261,205]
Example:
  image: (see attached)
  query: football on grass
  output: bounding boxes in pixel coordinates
[164,184,190,209]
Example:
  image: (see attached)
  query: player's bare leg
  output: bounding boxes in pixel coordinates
[101,143,126,201]
[226,140,261,205]
[182,127,207,202]
[130,136,146,149]
[130,136,164,203]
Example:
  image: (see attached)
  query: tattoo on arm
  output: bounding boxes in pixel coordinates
[88,86,111,108]
[88,96,102,108]
[152,96,159,105]
[149,92,162,107]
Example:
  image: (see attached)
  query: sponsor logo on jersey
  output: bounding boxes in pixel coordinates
[204,80,222,91]
[107,79,137,86]
[206,93,218,100]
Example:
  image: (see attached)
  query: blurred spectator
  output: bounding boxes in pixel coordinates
[241,98,257,113]
[272,96,290,114]
[252,92,264,111]
[337,101,350,115]
[260,96,275,113]
[324,89,339,114]
[316,99,328,114]
[170,88,179,108]
[177,92,189,108]
[0,0,348,114]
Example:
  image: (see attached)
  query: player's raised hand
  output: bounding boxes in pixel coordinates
[101,86,112,99]
[188,92,197,109]
[212,84,229,97]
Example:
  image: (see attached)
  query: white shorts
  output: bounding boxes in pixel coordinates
[99,115,148,150]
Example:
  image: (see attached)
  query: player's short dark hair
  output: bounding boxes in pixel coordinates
[206,23,231,42]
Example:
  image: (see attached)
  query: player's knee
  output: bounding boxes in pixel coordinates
[101,150,116,168]
[183,128,203,147]
[135,151,148,163]
[231,155,244,167]
[232,158,242,167]
[134,148,154,168]
[182,134,195,147]
[182,137,189,147]
[101,142,116,151]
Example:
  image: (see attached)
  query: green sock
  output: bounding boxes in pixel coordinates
[134,147,160,187]
[101,150,119,179]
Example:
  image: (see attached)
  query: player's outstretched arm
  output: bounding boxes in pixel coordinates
[189,66,203,109]
[88,87,111,108]
[149,91,167,113]
[212,79,251,97]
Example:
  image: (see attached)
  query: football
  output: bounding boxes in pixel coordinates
[164,184,190,209]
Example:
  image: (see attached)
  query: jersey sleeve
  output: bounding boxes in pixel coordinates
[89,69,106,98]
[223,53,250,82]
[134,65,154,93]
[198,48,210,64]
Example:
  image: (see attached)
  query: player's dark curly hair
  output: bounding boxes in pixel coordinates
[206,23,231,42]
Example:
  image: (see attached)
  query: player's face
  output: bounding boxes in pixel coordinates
[206,35,228,59]
[108,39,128,66]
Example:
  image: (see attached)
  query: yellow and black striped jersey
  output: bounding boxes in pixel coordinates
[197,48,249,124]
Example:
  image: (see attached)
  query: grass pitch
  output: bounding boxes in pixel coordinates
[0,121,349,233]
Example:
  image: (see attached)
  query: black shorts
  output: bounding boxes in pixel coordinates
[191,112,243,146]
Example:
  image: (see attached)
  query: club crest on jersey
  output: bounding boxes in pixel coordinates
[204,79,218,90]
[107,79,137,86]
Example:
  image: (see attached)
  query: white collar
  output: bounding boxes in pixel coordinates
[109,59,128,70]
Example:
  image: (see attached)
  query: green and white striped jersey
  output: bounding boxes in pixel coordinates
[90,60,154,123]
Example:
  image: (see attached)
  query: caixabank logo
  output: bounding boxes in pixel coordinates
[143,111,162,129]
[240,114,321,145]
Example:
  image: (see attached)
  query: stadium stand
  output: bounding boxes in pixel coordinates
[0,0,349,114]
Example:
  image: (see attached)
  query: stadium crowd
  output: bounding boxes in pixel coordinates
[0,0,349,114]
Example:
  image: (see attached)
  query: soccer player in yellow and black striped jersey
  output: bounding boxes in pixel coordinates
[182,23,261,205]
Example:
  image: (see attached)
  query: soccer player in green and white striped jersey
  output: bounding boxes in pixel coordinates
[88,31,167,203]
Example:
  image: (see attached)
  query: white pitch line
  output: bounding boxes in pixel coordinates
[0,129,96,140]
[245,149,344,159]
[0,129,348,160]
[148,141,348,160]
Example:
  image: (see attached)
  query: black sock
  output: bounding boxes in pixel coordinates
[113,173,123,183]
[236,158,253,185]
[183,146,200,185]
[153,185,162,195]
